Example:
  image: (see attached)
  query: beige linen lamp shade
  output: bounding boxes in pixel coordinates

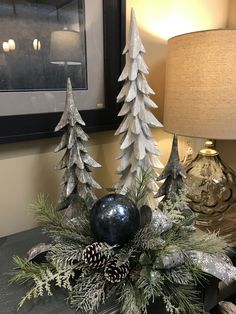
[50,30,81,65]
[164,29,236,140]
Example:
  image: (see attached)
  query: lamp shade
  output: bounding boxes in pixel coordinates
[49,30,81,65]
[164,29,236,140]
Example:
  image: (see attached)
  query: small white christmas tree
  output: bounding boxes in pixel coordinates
[115,9,163,205]
[55,78,101,214]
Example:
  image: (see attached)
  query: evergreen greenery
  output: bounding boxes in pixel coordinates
[126,168,154,208]
[10,173,229,314]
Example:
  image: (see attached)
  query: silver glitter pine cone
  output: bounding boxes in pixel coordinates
[82,242,108,269]
[104,259,130,283]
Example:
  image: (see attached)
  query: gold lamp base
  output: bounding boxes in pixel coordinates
[185,140,236,227]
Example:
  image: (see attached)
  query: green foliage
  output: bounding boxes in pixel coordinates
[10,256,53,286]
[119,280,147,314]
[10,256,75,309]
[161,283,205,314]
[31,193,93,244]
[48,241,83,269]
[165,266,193,286]
[136,268,164,302]
[191,232,227,255]
[11,183,230,314]
[126,168,154,208]
[134,225,164,251]
[69,273,106,313]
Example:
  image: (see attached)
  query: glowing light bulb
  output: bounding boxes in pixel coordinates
[33,39,41,51]
[8,39,15,50]
[2,42,10,52]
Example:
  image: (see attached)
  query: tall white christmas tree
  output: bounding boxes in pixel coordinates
[115,9,163,205]
[55,78,101,215]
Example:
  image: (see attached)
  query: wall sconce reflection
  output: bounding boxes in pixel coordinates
[3,39,16,52]
[2,42,10,52]
[33,39,41,51]
[8,39,16,50]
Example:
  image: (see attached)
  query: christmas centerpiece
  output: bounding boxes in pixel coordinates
[10,178,236,313]
[10,8,236,314]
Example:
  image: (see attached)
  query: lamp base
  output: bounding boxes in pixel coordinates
[185,147,236,227]
[194,212,224,227]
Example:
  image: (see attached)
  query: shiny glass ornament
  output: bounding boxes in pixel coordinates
[91,194,140,245]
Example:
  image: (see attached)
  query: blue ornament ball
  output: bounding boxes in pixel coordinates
[90,194,140,245]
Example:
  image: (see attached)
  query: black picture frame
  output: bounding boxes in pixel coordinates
[0,0,126,144]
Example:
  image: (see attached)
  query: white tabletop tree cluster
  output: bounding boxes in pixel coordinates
[55,78,101,216]
[115,9,163,205]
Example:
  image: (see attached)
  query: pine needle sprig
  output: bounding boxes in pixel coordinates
[162,202,186,222]
[119,280,147,314]
[69,196,94,238]
[10,256,54,286]
[69,272,106,313]
[136,268,164,303]
[10,256,76,309]
[161,282,205,314]
[31,194,93,244]
[162,192,194,220]
[164,266,194,286]
[126,168,154,208]
[184,258,209,286]
[114,243,137,266]
[31,194,76,232]
[191,232,228,255]
[31,194,63,226]
[133,226,164,251]
[48,241,83,269]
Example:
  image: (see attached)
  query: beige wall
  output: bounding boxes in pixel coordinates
[126,0,229,121]
[0,0,230,236]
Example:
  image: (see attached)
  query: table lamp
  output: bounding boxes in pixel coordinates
[49,30,81,66]
[164,29,236,226]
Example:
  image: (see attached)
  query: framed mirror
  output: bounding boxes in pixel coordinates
[0,0,126,143]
